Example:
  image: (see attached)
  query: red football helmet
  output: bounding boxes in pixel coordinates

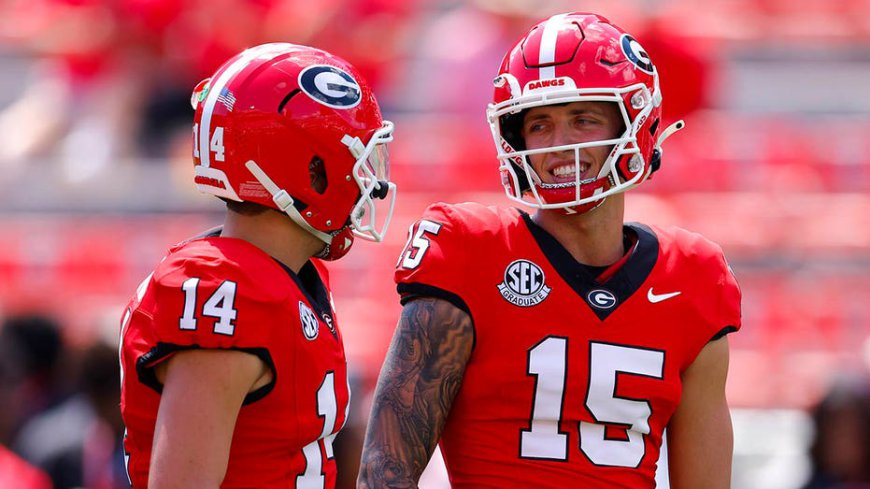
[191,43,396,260]
[487,12,684,214]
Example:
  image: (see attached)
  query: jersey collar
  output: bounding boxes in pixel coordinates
[521,212,659,320]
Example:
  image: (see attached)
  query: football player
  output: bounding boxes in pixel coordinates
[120,43,396,488]
[358,12,741,489]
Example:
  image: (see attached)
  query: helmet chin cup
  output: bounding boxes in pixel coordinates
[315,226,355,261]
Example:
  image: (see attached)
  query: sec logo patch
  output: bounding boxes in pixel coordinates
[497,259,552,307]
[299,301,319,340]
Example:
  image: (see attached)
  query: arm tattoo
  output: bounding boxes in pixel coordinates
[358,297,474,489]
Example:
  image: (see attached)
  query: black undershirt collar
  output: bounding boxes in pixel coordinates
[520,212,659,321]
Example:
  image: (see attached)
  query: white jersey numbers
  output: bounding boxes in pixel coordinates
[581,342,664,467]
[521,337,569,459]
[179,277,239,335]
[297,372,339,489]
[399,219,442,270]
[521,337,665,467]
[179,277,200,330]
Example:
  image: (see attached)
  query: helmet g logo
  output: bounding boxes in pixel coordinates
[620,34,654,74]
[299,65,362,109]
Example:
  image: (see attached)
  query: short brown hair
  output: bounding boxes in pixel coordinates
[222,198,272,216]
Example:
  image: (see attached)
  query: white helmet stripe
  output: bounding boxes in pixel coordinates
[198,43,293,167]
[538,13,567,81]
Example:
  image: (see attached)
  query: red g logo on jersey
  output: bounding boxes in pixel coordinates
[587,289,617,310]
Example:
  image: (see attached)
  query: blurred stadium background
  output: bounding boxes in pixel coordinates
[1,0,869,488]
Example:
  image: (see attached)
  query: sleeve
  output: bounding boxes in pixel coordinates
[710,249,742,341]
[137,250,285,392]
[686,235,741,343]
[394,203,471,316]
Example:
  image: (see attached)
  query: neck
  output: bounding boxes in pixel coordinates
[532,194,626,266]
[221,208,326,273]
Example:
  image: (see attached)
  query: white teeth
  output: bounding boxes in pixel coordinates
[553,166,574,177]
[552,163,588,178]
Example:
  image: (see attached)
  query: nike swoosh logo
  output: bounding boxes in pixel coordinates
[647,288,681,303]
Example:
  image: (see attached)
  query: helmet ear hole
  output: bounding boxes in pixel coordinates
[309,156,328,194]
[278,89,301,114]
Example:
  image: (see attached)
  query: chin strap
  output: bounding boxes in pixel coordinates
[646,120,685,176]
[656,120,685,150]
[244,160,334,244]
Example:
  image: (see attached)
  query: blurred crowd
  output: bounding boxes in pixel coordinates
[801,375,870,488]
[0,0,754,172]
[0,0,419,178]
[1,0,868,193]
[0,313,125,489]
[1,0,869,488]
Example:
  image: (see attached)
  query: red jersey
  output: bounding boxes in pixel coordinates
[395,203,741,488]
[120,232,349,489]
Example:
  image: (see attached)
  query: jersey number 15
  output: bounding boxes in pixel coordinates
[522,337,665,468]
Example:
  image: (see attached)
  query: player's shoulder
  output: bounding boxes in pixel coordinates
[153,236,291,303]
[160,235,279,275]
[642,223,727,263]
[639,223,738,293]
[420,201,522,236]
[640,224,742,336]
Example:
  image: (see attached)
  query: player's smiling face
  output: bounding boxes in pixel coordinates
[521,101,622,185]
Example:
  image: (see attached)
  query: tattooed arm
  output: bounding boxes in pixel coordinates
[357,297,474,489]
